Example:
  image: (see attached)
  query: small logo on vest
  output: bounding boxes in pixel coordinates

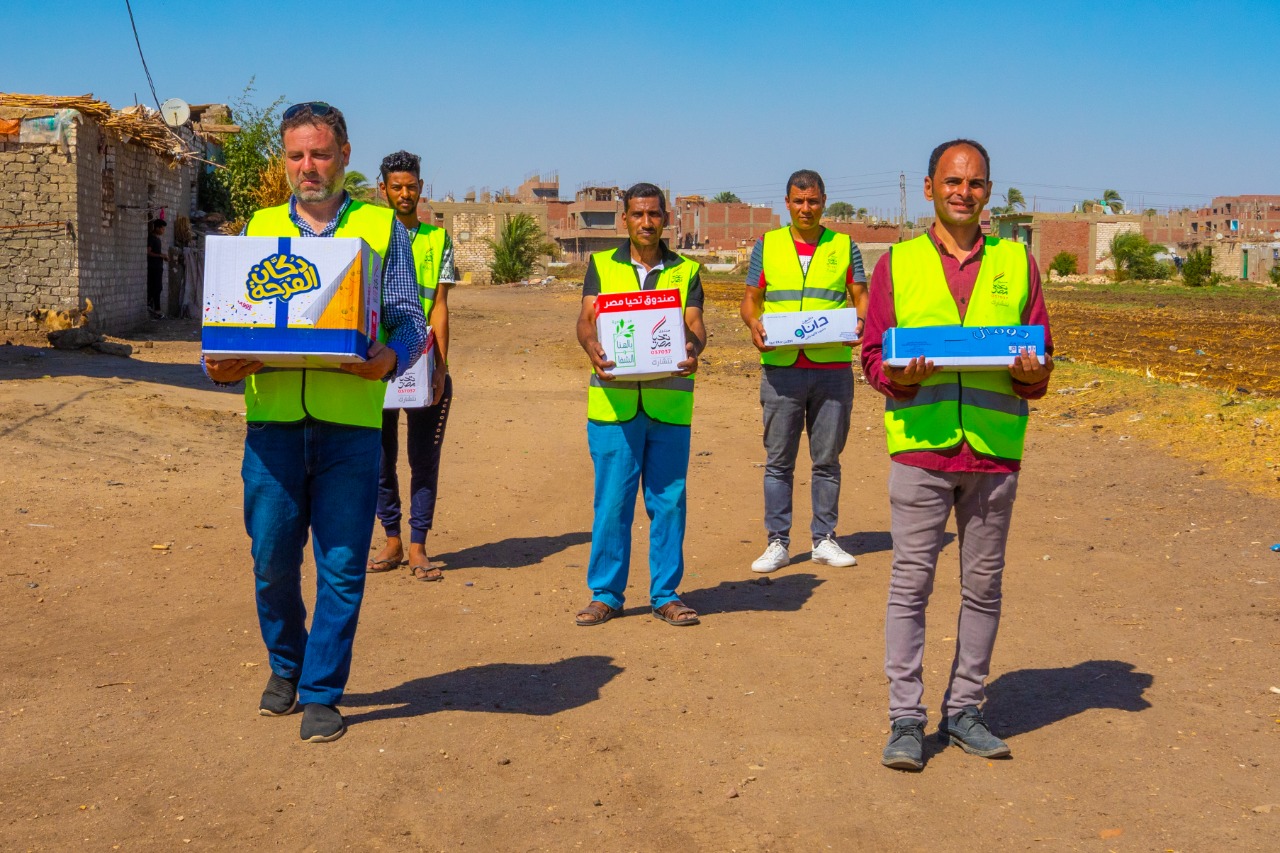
[825,253,838,270]
[990,272,1010,301]
[246,252,320,303]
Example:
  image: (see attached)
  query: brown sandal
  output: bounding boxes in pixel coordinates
[652,600,699,626]
[575,600,619,626]
[410,564,443,582]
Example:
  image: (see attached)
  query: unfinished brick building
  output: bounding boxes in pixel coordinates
[674,196,779,251]
[0,96,232,333]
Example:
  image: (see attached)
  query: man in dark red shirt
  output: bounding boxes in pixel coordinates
[862,139,1053,771]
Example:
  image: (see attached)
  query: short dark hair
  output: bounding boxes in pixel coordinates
[280,102,349,148]
[380,150,421,183]
[928,139,991,180]
[622,182,667,215]
[150,218,167,230]
[786,169,825,197]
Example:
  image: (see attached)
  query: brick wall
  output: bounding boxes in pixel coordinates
[0,112,194,333]
[1037,220,1089,275]
[0,133,78,330]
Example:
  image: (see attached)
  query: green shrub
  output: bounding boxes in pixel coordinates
[488,214,555,283]
[1110,232,1170,280]
[1269,265,1280,286]
[1182,249,1214,287]
[1049,251,1078,278]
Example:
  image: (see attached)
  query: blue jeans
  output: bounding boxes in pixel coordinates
[242,419,381,706]
[586,411,690,610]
[377,374,453,545]
[760,365,854,547]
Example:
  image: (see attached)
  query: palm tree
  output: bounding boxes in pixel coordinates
[1081,189,1124,214]
[825,201,855,221]
[856,207,868,219]
[488,214,555,283]
[712,191,741,203]
[992,186,1028,216]
[344,170,374,201]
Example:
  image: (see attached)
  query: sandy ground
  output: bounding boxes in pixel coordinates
[1,283,1278,852]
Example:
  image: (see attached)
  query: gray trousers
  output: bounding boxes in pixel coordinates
[760,365,854,548]
[885,461,1019,722]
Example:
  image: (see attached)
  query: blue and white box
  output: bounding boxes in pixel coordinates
[201,236,382,368]
[761,307,859,348]
[884,325,1045,371]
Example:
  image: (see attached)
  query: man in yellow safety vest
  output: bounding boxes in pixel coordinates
[573,182,707,628]
[204,103,427,743]
[861,139,1053,771]
[740,170,869,574]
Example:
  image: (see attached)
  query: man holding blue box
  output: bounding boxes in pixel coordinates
[204,103,427,743]
[860,140,1053,771]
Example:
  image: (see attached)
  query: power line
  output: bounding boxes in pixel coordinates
[123,0,163,112]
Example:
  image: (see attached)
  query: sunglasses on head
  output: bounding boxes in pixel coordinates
[283,101,338,121]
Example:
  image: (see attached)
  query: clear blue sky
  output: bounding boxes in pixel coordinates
[4,0,1276,217]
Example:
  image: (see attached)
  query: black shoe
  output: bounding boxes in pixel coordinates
[881,718,925,771]
[300,703,346,743]
[939,707,1011,758]
[258,672,299,717]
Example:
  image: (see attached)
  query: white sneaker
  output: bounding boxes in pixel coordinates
[751,540,790,573]
[811,537,857,567]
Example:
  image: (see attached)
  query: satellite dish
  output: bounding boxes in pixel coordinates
[160,98,191,128]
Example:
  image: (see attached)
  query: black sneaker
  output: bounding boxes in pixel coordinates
[300,703,346,743]
[881,718,925,771]
[258,672,299,717]
[939,707,1011,758]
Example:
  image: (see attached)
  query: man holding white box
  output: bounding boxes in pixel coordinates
[740,170,868,574]
[860,139,1052,771]
[573,183,706,628]
[204,103,427,743]
[368,150,456,583]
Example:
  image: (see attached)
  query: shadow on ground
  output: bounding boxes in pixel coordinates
[984,659,1154,738]
[0,343,229,392]
[681,572,824,615]
[343,655,623,725]
[833,530,955,558]
[434,532,592,570]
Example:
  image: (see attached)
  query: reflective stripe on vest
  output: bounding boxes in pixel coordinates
[884,234,1031,459]
[242,200,396,428]
[586,249,699,426]
[759,226,852,366]
[411,224,447,316]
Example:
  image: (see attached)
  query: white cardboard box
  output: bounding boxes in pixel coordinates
[202,235,381,368]
[761,308,859,348]
[595,288,687,381]
[384,329,436,409]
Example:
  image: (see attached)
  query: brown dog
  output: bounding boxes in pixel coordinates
[29,298,94,331]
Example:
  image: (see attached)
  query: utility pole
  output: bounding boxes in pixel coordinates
[899,172,907,241]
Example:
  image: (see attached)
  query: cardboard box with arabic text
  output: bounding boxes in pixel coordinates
[884,325,1046,371]
[595,289,687,381]
[761,307,859,349]
[202,236,381,368]
[384,329,437,409]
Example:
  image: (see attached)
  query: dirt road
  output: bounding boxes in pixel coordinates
[2,284,1277,851]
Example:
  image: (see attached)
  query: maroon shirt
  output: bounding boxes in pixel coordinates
[860,229,1053,474]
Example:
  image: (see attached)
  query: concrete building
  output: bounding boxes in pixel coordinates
[412,197,551,284]
[551,186,676,261]
[674,196,779,251]
[1141,195,1280,283]
[992,211,1143,276]
[0,95,227,333]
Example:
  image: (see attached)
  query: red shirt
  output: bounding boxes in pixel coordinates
[860,229,1053,473]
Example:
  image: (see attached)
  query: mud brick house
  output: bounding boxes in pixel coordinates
[0,94,232,333]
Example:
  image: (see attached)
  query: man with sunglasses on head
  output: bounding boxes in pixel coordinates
[367,150,455,582]
[204,102,428,743]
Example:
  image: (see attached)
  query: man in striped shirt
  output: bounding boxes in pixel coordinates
[740,170,868,574]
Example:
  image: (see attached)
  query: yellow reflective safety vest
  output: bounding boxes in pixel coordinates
[760,226,853,367]
[409,223,447,317]
[587,245,699,426]
[885,234,1032,459]
[242,200,396,428]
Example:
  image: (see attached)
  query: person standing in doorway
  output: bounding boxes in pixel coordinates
[146,218,167,318]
